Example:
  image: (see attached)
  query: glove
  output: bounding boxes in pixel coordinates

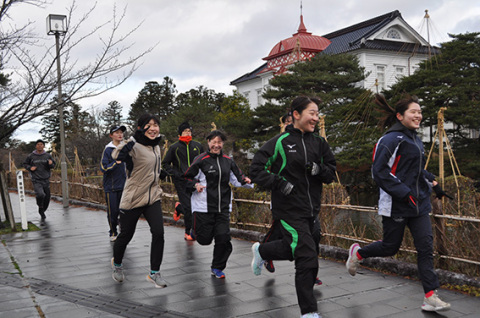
[305,162,323,176]
[433,184,453,200]
[404,193,418,209]
[279,179,294,196]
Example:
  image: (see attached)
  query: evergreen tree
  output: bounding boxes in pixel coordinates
[101,100,123,133]
[128,77,177,128]
[386,32,480,178]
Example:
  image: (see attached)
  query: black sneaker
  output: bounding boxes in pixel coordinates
[264,260,275,273]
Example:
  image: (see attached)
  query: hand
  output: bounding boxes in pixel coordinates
[47,159,53,165]
[30,166,37,171]
[279,180,294,196]
[116,161,122,164]
[433,184,454,200]
[195,183,206,193]
[404,193,418,209]
[305,161,323,176]
[243,177,252,184]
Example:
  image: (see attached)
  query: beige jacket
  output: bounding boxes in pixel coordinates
[112,137,163,210]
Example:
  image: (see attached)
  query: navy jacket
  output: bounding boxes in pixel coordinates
[250,125,336,220]
[372,122,436,217]
[100,142,126,192]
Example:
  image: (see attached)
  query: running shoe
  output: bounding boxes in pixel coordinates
[211,268,226,279]
[346,243,360,276]
[300,312,321,318]
[184,233,195,241]
[173,202,181,221]
[264,260,275,273]
[111,258,124,283]
[251,242,264,276]
[422,291,451,312]
[147,272,167,288]
[315,277,322,286]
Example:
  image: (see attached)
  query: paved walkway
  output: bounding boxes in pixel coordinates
[0,193,479,318]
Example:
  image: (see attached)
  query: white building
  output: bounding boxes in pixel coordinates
[231,10,438,109]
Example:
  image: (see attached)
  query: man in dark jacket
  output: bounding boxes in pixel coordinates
[162,121,204,240]
[100,125,127,241]
[23,139,56,219]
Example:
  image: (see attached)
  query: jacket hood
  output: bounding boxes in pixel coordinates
[32,150,46,155]
[104,141,119,149]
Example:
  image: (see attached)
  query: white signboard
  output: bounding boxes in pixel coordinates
[16,170,28,230]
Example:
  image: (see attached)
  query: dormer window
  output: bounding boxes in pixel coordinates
[387,29,401,40]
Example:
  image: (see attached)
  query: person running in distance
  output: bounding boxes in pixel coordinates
[250,96,336,318]
[23,139,55,220]
[100,125,127,241]
[162,121,204,240]
[346,94,453,313]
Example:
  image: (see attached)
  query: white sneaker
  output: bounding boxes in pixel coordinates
[346,243,361,276]
[111,258,124,283]
[251,242,264,276]
[300,312,321,318]
[422,291,451,312]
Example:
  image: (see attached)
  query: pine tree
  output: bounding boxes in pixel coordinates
[102,101,123,133]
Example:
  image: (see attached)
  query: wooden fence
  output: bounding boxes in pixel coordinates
[7,170,480,278]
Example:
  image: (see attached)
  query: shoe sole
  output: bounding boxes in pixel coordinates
[346,243,360,276]
[146,275,167,288]
[251,243,262,276]
[211,272,225,279]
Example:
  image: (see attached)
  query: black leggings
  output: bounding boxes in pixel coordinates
[113,200,165,271]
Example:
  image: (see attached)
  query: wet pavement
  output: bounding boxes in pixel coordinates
[1,192,479,318]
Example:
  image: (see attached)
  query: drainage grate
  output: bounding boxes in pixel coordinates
[1,274,192,318]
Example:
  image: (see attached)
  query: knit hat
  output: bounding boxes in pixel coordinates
[178,121,192,135]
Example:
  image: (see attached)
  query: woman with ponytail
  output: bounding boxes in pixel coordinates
[346,94,452,313]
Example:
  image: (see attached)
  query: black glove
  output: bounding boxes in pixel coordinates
[433,184,453,200]
[279,179,294,196]
[305,162,323,176]
[404,193,418,209]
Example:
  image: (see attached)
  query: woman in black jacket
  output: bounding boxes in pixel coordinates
[250,96,336,318]
[184,130,252,279]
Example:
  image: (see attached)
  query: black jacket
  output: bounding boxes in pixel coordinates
[162,139,203,179]
[250,125,336,220]
[184,151,249,213]
[23,151,56,181]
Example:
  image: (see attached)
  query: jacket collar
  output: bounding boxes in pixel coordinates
[285,124,312,137]
[386,121,417,139]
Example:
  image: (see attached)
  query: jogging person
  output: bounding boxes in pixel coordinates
[250,96,336,318]
[100,125,127,241]
[162,121,203,240]
[184,130,253,279]
[346,94,452,313]
[23,139,56,220]
[110,114,169,288]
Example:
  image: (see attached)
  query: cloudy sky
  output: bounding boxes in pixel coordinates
[8,0,480,142]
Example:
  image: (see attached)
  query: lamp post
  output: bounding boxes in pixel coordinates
[47,14,69,208]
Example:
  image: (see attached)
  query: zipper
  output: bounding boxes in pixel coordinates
[217,156,222,213]
[301,136,314,216]
[412,135,422,215]
[149,146,159,206]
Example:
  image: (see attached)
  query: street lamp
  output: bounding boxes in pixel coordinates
[47,14,69,208]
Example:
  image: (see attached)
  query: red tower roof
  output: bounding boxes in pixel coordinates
[263,15,331,61]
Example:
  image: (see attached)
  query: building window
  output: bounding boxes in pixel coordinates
[395,66,405,78]
[387,29,401,39]
[243,91,250,99]
[376,65,386,91]
[256,89,263,106]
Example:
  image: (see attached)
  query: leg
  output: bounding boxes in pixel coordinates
[408,214,440,293]
[359,216,406,258]
[193,212,215,246]
[211,212,232,271]
[42,181,51,212]
[106,191,122,237]
[175,179,193,234]
[113,207,142,265]
[33,181,46,210]
[142,201,165,271]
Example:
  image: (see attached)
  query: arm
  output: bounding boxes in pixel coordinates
[112,137,135,162]
[184,154,202,191]
[161,145,177,177]
[23,154,33,171]
[312,139,336,184]
[249,138,284,190]
[100,147,117,173]
[371,138,411,200]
